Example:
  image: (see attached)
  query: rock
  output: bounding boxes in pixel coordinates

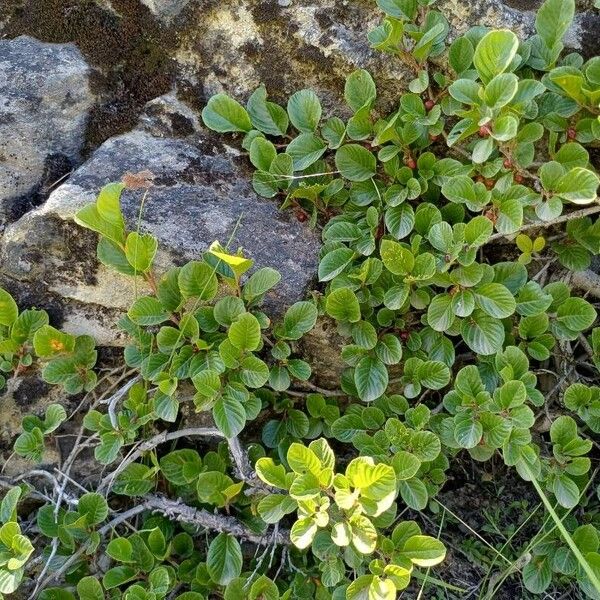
[140,0,193,21]
[0,36,95,227]
[0,128,321,346]
[138,92,202,138]
[174,0,598,114]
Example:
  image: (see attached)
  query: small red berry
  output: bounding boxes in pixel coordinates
[503,158,512,169]
[295,209,308,222]
[514,173,524,184]
[429,133,439,141]
[406,158,417,169]
[399,331,410,341]
[425,99,435,110]
[475,175,485,184]
[567,127,577,140]
[478,125,491,137]
[484,178,495,190]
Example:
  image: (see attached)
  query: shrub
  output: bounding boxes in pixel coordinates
[2,0,600,598]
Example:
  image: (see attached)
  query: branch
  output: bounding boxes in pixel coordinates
[97,428,271,494]
[570,269,600,298]
[143,495,290,545]
[488,204,600,242]
[97,427,224,493]
[40,495,289,591]
[100,376,141,429]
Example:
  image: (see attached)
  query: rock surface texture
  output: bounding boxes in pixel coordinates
[0,126,321,345]
[0,35,94,227]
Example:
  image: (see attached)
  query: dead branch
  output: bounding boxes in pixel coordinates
[570,269,600,298]
[488,204,600,243]
[97,428,270,495]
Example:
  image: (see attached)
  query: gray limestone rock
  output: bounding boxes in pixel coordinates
[0,36,95,227]
[0,129,321,345]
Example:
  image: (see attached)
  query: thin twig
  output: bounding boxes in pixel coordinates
[97,427,224,493]
[488,204,600,242]
[101,376,141,429]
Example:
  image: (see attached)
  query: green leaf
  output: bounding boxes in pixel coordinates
[97,238,136,275]
[78,493,108,526]
[484,73,518,109]
[376,334,403,365]
[290,517,318,550]
[207,533,243,586]
[449,36,474,73]
[75,206,124,246]
[76,577,104,600]
[106,537,134,562]
[112,463,155,497]
[553,474,580,508]
[555,167,599,204]
[461,311,505,355]
[401,535,446,567]
[0,487,21,523]
[473,30,519,84]
[178,261,218,300]
[243,267,281,302]
[258,494,297,523]
[523,556,552,594]
[246,85,288,136]
[535,0,575,49]
[427,294,455,332]
[102,566,138,590]
[464,216,493,246]
[354,356,388,402]
[43,404,67,433]
[448,79,481,105]
[249,137,277,171]
[192,369,221,398]
[335,144,377,181]
[318,247,355,281]
[454,413,483,448]
[345,69,376,112]
[287,443,321,475]
[127,297,170,326]
[240,355,269,388]
[286,133,327,170]
[287,89,322,133]
[322,116,346,149]
[38,588,76,600]
[255,457,289,488]
[418,361,450,390]
[282,302,317,339]
[202,94,252,133]
[213,396,246,438]
[326,287,361,322]
[0,289,18,327]
[228,312,261,351]
[380,240,414,275]
[376,0,417,20]
[160,449,202,486]
[197,471,234,505]
[556,297,596,331]
[346,457,396,515]
[475,283,516,318]
[33,325,75,357]
[124,232,158,273]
